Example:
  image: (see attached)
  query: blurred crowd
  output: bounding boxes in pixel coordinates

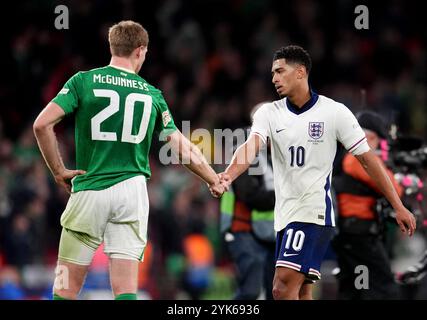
[0,0,426,299]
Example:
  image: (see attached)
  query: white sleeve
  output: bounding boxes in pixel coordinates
[250,104,270,144]
[335,104,369,155]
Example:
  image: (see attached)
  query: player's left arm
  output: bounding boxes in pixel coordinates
[33,102,86,193]
[355,150,416,236]
[336,104,415,235]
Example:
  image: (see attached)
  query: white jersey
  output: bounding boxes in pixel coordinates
[251,93,369,231]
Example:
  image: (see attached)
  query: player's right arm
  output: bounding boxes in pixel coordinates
[166,130,225,197]
[221,133,264,186]
[33,102,85,193]
[221,103,269,188]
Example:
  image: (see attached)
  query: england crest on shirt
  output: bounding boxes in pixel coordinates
[308,122,324,140]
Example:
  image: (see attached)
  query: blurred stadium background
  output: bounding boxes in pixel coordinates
[0,0,427,299]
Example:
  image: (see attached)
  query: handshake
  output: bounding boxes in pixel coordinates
[208,172,232,198]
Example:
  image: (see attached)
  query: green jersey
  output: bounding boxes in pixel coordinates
[52,65,177,192]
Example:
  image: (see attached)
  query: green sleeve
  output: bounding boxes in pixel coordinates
[51,72,82,115]
[154,92,178,139]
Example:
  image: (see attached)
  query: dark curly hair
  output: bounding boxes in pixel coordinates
[273,45,312,74]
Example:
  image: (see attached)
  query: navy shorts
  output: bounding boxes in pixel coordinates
[275,222,335,281]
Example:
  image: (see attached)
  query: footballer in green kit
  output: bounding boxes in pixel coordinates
[34,20,226,300]
[52,65,176,192]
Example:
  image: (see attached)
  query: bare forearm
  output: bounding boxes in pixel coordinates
[169,132,219,186]
[225,139,259,182]
[33,102,67,177]
[357,151,403,210]
[34,126,65,177]
[182,143,219,186]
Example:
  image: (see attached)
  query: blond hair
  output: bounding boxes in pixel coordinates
[108,20,149,57]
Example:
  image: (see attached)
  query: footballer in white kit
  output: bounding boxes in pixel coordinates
[222,45,415,299]
[250,90,369,280]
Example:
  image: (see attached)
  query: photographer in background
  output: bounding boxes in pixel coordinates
[332,111,402,299]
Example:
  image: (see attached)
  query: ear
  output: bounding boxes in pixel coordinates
[135,46,141,58]
[297,65,306,79]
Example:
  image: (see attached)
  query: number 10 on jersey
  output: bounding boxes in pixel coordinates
[288,146,305,167]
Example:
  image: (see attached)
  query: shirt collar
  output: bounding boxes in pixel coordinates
[286,88,319,115]
[109,64,135,74]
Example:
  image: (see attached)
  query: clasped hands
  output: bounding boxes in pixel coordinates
[208,172,232,198]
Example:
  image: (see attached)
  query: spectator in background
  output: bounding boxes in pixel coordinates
[182,232,214,300]
[4,214,33,267]
[220,103,276,300]
[0,266,25,300]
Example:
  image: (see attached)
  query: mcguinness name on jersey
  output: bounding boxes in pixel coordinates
[51,65,177,192]
[93,73,149,91]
